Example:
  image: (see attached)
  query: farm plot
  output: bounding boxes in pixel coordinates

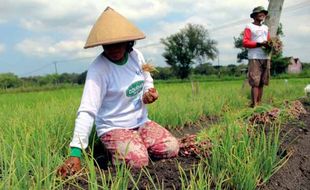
[0,79,309,189]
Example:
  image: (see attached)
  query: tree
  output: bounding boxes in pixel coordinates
[227,64,237,76]
[233,32,248,63]
[77,71,87,84]
[0,73,22,89]
[270,54,290,75]
[161,24,218,79]
[58,73,79,84]
[193,63,217,75]
[302,62,310,70]
[152,67,174,80]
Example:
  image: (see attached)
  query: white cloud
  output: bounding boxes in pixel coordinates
[105,0,170,21]
[0,18,6,24]
[296,25,310,35]
[15,38,97,58]
[0,43,5,53]
[1,0,310,75]
[132,0,269,66]
[20,18,45,31]
[0,0,170,33]
[0,0,269,43]
[281,9,310,61]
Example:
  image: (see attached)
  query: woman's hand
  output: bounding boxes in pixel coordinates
[57,157,81,178]
[143,88,159,104]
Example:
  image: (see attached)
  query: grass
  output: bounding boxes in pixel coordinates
[204,120,282,189]
[0,78,309,189]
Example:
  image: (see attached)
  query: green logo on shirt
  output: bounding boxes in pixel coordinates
[126,80,144,97]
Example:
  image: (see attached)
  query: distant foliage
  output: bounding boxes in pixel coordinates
[0,73,22,89]
[77,71,87,84]
[152,67,174,80]
[1,59,309,91]
[2,72,87,90]
[161,23,218,79]
[233,32,248,63]
[270,54,290,75]
[302,62,310,70]
[193,63,248,77]
[193,63,217,75]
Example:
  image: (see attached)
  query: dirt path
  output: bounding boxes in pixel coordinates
[261,99,310,190]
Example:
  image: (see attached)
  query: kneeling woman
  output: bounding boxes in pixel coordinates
[58,7,179,176]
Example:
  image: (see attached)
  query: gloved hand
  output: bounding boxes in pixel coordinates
[143,88,159,104]
[57,157,81,178]
[257,41,269,48]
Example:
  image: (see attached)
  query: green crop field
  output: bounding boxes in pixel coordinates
[0,78,309,189]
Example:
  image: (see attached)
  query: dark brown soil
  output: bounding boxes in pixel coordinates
[172,115,220,138]
[128,156,201,190]
[260,98,310,190]
[124,116,219,189]
[64,100,310,190]
[64,115,217,190]
[91,115,218,165]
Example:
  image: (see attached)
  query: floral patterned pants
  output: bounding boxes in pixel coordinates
[100,121,179,168]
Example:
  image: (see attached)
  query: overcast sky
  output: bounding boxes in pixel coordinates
[0,0,309,76]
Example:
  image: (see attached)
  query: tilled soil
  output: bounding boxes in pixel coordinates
[64,101,310,190]
[128,156,200,190]
[64,115,217,190]
[125,116,219,189]
[260,99,310,190]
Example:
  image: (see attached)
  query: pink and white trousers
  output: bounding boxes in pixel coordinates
[100,121,179,168]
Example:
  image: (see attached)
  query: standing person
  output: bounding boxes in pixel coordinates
[57,7,179,177]
[243,6,270,107]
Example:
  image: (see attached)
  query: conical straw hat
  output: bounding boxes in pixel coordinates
[84,7,145,49]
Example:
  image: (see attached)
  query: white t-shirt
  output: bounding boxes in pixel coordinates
[244,23,269,59]
[70,48,154,149]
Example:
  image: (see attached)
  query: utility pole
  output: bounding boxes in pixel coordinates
[53,61,58,74]
[217,52,220,78]
[265,0,285,38]
[53,61,59,85]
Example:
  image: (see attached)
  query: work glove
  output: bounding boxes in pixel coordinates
[257,41,269,48]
